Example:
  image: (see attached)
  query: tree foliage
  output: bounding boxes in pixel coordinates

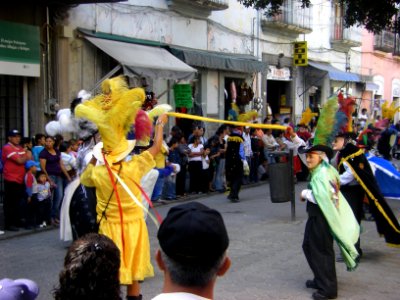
[238,0,400,33]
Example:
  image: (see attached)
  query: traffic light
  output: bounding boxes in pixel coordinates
[293,41,308,66]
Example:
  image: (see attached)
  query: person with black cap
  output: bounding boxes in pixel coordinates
[333,94,400,251]
[1,129,29,231]
[333,130,400,249]
[332,131,365,257]
[153,202,231,300]
[225,126,245,202]
[298,96,360,300]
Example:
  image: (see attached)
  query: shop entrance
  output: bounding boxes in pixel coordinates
[266,80,290,119]
[0,75,23,147]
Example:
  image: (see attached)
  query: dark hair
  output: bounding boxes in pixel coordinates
[59,141,71,153]
[168,137,179,147]
[216,124,227,135]
[192,123,202,131]
[36,171,46,180]
[161,250,224,288]
[34,133,46,144]
[54,134,64,148]
[45,135,55,141]
[21,137,33,145]
[53,233,121,300]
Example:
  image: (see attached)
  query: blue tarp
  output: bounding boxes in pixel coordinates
[367,154,400,200]
[309,61,361,82]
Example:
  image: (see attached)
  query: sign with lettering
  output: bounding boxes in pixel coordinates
[293,41,308,67]
[174,84,193,108]
[267,66,291,81]
[0,20,40,77]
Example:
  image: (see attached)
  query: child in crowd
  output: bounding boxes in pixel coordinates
[60,141,77,183]
[32,133,45,170]
[202,147,211,193]
[36,171,52,227]
[69,138,79,158]
[24,160,40,229]
[21,137,34,160]
[162,138,181,201]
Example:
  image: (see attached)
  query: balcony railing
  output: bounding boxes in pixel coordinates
[374,30,395,53]
[167,0,229,18]
[330,20,362,51]
[261,0,313,36]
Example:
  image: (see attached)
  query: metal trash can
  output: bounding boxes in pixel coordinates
[268,150,294,203]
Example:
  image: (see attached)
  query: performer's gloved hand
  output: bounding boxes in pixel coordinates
[300,189,313,202]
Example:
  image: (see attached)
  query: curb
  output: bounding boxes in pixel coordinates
[0,224,56,241]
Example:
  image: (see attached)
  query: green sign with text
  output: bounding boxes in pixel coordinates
[174,84,193,108]
[0,20,40,77]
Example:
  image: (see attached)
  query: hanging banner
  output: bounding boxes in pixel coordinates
[173,84,193,108]
[0,20,40,77]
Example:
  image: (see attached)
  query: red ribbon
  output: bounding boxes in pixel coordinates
[132,180,163,224]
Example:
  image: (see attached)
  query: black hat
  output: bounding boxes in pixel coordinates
[7,129,21,137]
[157,202,229,265]
[298,142,333,160]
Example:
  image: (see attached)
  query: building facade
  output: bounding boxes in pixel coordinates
[361,28,400,122]
[2,0,400,143]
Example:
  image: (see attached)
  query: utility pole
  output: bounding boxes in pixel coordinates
[345,52,350,95]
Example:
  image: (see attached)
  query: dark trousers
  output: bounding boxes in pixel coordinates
[341,184,364,253]
[25,194,38,227]
[37,198,52,225]
[176,164,187,196]
[228,168,243,199]
[250,154,259,183]
[303,202,337,297]
[3,180,25,228]
[188,161,203,193]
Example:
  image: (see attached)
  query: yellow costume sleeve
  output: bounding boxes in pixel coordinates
[80,164,96,187]
[127,150,156,179]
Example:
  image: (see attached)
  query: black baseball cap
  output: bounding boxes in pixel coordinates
[7,129,21,137]
[157,202,229,265]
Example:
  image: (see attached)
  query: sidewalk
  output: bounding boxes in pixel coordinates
[0,180,268,241]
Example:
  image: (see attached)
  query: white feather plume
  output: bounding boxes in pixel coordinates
[45,121,62,136]
[147,104,173,121]
[78,90,92,102]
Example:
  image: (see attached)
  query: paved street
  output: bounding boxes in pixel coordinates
[1,182,400,300]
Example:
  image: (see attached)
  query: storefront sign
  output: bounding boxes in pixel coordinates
[173,84,193,108]
[0,20,40,77]
[267,66,291,81]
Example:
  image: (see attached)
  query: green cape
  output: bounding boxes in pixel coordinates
[310,161,360,270]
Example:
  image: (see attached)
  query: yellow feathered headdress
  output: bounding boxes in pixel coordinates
[299,107,318,126]
[381,100,400,121]
[74,76,145,163]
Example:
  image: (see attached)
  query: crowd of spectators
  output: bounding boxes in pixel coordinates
[1,109,399,232]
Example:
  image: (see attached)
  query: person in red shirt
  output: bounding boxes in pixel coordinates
[296,124,312,142]
[1,129,29,231]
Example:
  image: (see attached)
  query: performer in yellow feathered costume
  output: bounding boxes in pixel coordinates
[75,76,167,300]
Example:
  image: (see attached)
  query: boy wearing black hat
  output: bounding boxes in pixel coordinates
[153,202,231,300]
